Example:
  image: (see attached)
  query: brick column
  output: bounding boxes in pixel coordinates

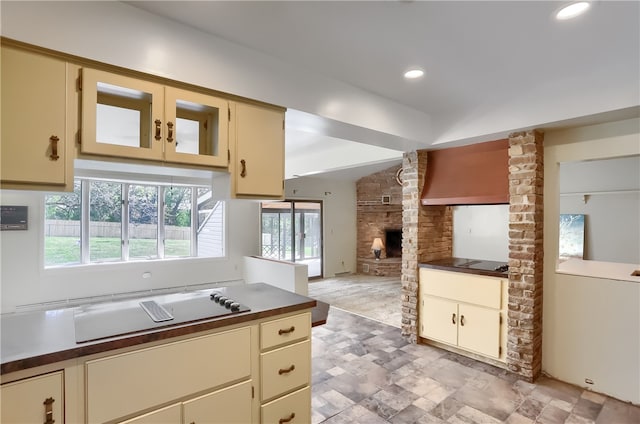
[507,130,544,381]
[401,151,422,341]
[401,151,452,342]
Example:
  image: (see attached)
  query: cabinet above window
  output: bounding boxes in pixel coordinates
[80,68,229,168]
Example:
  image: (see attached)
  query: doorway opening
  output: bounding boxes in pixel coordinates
[260,200,323,279]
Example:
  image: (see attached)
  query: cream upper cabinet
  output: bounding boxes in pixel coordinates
[164,87,229,167]
[81,68,229,168]
[231,102,285,199]
[1,371,64,424]
[1,45,69,188]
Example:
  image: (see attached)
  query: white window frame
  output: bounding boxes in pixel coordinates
[44,176,224,268]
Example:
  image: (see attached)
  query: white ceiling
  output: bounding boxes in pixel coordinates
[124,1,640,180]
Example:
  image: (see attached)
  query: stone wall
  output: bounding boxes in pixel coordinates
[356,165,404,275]
[400,132,544,382]
[401,151,453,341]
[506,130,544,381]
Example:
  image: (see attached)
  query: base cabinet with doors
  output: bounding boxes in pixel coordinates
[0,310,313,424]
[418,268,507,361]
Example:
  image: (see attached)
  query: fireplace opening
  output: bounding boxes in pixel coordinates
[385,229,402,258]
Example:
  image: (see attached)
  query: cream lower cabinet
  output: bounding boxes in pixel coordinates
[1,370,64,424]
[259,313,312,424]
[419,268,506,361]
[87,327,252,423]
[1,310,312,424]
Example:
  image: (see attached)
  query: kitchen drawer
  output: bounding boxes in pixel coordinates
[420,268,502,309]
[118,403,181,424]
[1,371,64,424]
[86,327,251,423]
[261,386,310,424]
[260,312,310,351]
[183,380,252,424]
[261,340,310,402]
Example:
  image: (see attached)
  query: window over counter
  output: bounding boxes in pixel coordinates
[44,178,224,268]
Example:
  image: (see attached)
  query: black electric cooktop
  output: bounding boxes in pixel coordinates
[74,290,249,343]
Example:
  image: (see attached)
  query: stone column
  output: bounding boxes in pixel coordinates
[401,150,452,342]
[507,130,544,381]
[401,151,422,341]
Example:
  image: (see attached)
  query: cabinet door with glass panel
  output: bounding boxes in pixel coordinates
[81,68,229,167]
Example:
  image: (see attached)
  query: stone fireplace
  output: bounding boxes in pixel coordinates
[356,165,404,276]
[401,131,544,382]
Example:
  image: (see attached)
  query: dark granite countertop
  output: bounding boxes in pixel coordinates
[1,283,323,375]
[420,257,509,278]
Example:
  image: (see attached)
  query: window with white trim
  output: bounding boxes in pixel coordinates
[44,177,224,267]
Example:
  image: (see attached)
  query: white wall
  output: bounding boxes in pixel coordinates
[452,205,509,262]
[559,156,640,264]
[0,189,259,312]
[284,177,357,278]
[543,117,640,404]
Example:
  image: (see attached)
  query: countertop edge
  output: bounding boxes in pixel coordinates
[419,262,508,278]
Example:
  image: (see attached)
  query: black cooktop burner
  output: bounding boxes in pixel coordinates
[74,290,250,343]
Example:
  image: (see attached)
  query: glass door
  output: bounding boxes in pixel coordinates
[260,200,322,279]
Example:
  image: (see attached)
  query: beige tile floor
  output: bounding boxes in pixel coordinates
[308,275,640,423]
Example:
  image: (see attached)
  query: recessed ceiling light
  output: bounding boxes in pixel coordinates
[404,68,424,79]
[556,2,591,20]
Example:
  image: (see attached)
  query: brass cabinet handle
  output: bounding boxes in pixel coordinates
[278,364,295,375]
[43,397,55,424]
[49,136,59,161]
[278,326,295,335]
[451,313,456,325]
[166,121,174,143]
[154,119,162,141]
[460,315,465,326]
[240,159,247,178]
[279,412,295,424]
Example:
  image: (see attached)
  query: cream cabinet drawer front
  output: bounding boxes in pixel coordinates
[1,371,64,424]
[261,313,311,350]
[86,327,251,423]
[183,380,253,424]
[261,340,311,402]
[261,386,310,424]
[420,268,502,309]
[118,403,181,424]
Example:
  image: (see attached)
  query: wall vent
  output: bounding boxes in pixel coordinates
[363,263,370,273]
[381,195,391,204]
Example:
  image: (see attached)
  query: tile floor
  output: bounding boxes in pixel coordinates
[308,276,640,424]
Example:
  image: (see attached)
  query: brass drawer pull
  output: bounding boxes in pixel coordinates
[154,119,162,140]
[49,136,59,161]
[167,121,174,143]
[279,412,295,424]
[279,326,295,335]
[240,159,247,178]
[278,364,295,375]
[43,397,55,424]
